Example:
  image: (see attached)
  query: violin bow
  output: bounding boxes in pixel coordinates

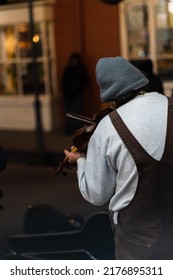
[66,112,94,124]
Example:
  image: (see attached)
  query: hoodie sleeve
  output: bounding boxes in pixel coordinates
[76,127,116,206]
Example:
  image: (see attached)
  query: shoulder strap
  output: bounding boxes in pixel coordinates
[161,97,173,162]
[109,109,155,172]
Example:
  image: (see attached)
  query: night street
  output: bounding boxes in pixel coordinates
[0,161,107,259]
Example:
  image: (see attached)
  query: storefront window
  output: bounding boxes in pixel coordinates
[0,20,52,95]
[155,0,173,80]
[0,64,17,95]
[125,2,149,59]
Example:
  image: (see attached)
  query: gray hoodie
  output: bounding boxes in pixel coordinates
[76,92,167,223]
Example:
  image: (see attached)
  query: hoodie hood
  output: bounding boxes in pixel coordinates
[96,56,149,102]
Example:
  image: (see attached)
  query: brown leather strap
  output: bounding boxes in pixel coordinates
[109,98,173,171]
[161,97,173,162]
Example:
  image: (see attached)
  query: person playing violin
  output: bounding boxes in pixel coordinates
[64,56,173,260]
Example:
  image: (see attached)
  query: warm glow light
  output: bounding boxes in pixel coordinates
[168,0,173,14]
[32,34,40,43]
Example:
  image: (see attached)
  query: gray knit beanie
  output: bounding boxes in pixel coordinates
[96,56,149,102]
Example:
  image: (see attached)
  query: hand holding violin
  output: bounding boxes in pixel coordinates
[54,103,116,176]
[64,147,85,164]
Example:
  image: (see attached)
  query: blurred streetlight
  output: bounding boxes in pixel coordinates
[28,0,45,151]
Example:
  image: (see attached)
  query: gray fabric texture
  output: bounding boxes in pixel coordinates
[96,56,149,102]
[76,92,168,223]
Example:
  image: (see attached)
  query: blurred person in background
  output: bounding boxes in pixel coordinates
[131,59,164,95]
[61,52,88,134]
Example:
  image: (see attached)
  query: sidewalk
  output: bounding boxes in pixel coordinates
[0,130,73,164]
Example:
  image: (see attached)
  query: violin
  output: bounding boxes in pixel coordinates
[54,102,116,176]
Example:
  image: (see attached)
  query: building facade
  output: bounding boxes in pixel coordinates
[1,0,172,131]
[0,0,120,131]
